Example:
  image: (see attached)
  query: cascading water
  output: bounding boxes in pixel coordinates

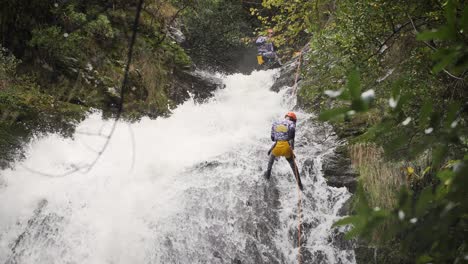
[0,70,355,264]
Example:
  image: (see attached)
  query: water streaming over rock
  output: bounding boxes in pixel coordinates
[0,70,355,264]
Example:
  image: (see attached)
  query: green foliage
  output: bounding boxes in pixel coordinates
[416,1,468,75]
[250,0,329,55]
[334,184,390,240]
[256,0,468,262]
[181,0,253,71]
[0,0,198,166]
[29,26,86,70]
[85,14,116,39]
[0,47,20,85]
[0,47,87,168]
[320,2,468,262]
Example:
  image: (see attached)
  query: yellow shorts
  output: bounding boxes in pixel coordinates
[271,141,292,158]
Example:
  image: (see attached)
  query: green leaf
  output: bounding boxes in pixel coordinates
[347,69,361,99]
[437,169,454,186]
[417,26,455,41]
[444,102,460,128]
[432,144,448,168]
[394,93,410,112]
[416,254,433,264]
[344,224,364,239]
[462,5,468,33]
[386,134,409,154]
[351,98,368,112]
[354,183,372,214]
[333,216,359,227]
[444,0,456,27]
[391,80,402,99]
[419,101,433,128]
[432,49,458,73]
[319,107,349,121]
[416,187,434,216]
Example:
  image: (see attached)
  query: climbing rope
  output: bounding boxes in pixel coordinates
[291,50,304,264]
[297,183,303,264]
[291,152,303,264]
[291,51,303,97]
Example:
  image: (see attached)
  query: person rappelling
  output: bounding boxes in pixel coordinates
[255,29,281,69]
[265,112,304,191]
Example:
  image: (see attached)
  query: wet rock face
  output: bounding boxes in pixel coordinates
[322,146,357,193]
[270,60,298,92]
[169,69,224,106]
[5,200,66,264]
[270,44,310,93]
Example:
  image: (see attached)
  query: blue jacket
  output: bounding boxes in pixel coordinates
[256,36,275,55]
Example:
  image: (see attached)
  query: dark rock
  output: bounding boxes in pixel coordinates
[270,43,311,93]
[196,160,222,169]
[354,244,377,264]
[325,175,357,193]
[168,24,186,44]
[7,199,66,263]
[322,146,358,193]
[330,228,354,250]
[354,240,412,264]
[301,158,316,182]
[244,238,264,264]
[169,69,224,106]
[309,250,327,264]
[337,197,353,216]
[261,251,281,264]
[270,60,298,92]
[213,251,223,260]
[231,257,242,264]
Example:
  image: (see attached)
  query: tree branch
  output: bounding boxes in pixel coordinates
[407,14,465,81]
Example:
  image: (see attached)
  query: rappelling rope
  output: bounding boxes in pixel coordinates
[291,152,303,264]
[291,51,303,97]
[291,49,304,264]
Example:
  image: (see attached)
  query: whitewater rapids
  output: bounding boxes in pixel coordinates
[0,70,355,264]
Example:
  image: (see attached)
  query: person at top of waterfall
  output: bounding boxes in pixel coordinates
[265,112,303,191]
[255,29,278,65]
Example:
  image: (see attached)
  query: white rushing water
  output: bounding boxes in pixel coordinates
[0,70,354,264]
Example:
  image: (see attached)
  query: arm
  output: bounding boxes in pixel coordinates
[271,123,275,141]
[288,124,296,149]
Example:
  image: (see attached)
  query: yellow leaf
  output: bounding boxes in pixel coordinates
[422,166,431,176]
[407,167,414,175]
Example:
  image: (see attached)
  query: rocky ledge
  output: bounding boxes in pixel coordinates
[322,145,358,193]
[169,69,224,105]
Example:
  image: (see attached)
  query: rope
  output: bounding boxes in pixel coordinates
[291,51,303,97]
[291,152,303,264]
[291,49,304,263]
[297,188,303,264]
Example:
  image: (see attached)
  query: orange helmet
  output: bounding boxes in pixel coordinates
[285,112,297,122]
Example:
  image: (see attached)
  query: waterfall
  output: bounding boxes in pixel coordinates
[0,70,355,264]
